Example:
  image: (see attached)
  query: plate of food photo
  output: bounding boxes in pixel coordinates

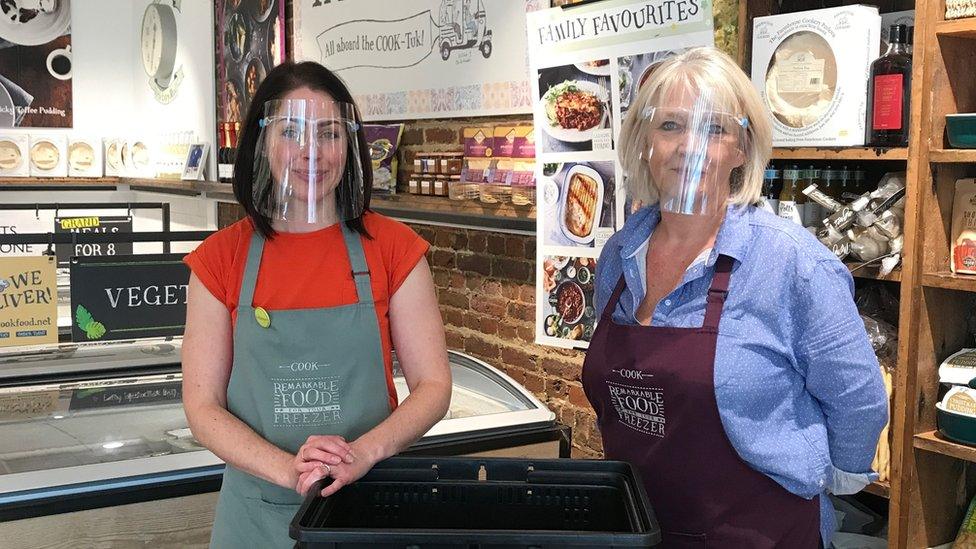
[558,164,604,245]
[539,80,609,143]
[0,0,71,46]
[574,59,612,77]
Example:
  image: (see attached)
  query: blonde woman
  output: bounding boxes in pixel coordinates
[582,48,887,548]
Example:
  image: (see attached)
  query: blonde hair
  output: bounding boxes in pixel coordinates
[618,47,772,208]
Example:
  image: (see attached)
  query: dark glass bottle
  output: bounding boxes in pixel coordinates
[217,123,228,183]
[866,24,912,147]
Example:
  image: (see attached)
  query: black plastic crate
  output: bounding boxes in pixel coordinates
[289,456,660,549]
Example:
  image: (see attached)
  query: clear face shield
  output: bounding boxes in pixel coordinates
[252,99,365,226]
[640,90,749,216]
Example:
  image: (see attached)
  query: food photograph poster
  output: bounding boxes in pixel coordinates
[217,0,286,125]
[528,0,714,349]
[0,2,73,128]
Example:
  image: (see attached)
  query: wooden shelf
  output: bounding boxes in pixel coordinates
[921,271,976,292]
[915,431,976,463]
[929,149,976,163]
[935,18,976,39]
[372,193,535,233]
[863,480,891,499]
[771,147,908,161]
[847,262,902,282]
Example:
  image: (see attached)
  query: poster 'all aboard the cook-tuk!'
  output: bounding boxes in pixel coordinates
[527,0,714,350]
[293,0,543,120]
[0,256,58,348]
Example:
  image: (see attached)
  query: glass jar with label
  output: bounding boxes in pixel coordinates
[433,175,450,197]
[443,153,464,175]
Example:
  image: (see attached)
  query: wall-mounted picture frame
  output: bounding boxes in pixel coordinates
[180,143,209,180]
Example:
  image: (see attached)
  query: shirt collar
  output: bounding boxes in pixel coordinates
[618,204,752,265]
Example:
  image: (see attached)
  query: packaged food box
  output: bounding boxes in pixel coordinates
[752,6,881,147]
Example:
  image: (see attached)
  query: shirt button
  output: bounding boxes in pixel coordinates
[664,299,672,306]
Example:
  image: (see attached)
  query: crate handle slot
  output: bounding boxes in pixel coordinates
[364,468,440,482]
[526,470,625,485]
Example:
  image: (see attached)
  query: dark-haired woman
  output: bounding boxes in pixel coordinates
[181,62,452,548]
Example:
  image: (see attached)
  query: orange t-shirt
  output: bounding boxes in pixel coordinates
[183,211,430,411]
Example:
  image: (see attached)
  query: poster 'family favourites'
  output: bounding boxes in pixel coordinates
[527,0,714,349]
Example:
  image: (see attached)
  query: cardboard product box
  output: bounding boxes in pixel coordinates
[752,5,881,147]
[67,136,103,178]
[0,134,30,177]
[28,134,68,177]
[103,138,124,177]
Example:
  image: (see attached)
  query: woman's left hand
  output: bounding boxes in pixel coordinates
[296,440,377,497]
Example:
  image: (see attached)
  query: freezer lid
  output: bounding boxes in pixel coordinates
[393,350,555,438]
[0,339,182,382]
[0,349,557,498]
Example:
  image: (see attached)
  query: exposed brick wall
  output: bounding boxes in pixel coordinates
[394,115,602,459]
[408,223,601,459]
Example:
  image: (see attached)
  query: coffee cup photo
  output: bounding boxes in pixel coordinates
[46,45,72,81]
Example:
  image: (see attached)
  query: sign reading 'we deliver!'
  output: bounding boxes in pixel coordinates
[69,254,189,342]
[0,256,58,348]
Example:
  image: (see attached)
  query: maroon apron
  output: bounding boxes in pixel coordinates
[582,255,820,548]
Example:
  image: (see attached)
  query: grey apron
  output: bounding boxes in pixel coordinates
[209,225,392,548]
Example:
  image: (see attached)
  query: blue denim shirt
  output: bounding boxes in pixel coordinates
[595,204,889,545]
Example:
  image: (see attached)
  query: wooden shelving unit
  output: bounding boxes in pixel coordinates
[847,262,903,282]
[865,480,892,499]
[890,4,976,547]
[739,2,976,548]
[935,18,976,38]
[921,271,976,292]
[914,431,976,463]
[771,147,909,161]
[929,149,976,163]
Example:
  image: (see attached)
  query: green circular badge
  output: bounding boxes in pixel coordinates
[255,307,271,328]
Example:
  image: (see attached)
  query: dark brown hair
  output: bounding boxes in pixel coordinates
[233,61,372,238]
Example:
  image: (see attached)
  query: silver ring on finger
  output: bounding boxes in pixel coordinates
[322,464,332,476]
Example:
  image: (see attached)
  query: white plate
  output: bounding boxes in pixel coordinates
[574,60,612,77]
[0,0,71,46]
[539,80,610,144]
[558,164,604,245]
[551,256,570,270]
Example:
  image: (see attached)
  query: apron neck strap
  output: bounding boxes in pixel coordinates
[238,232,265,308]
[341,223,374,305]
[237,223,376,308]
[703,254,734,330]
[601,275,629,323]
[601,254,734,327]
